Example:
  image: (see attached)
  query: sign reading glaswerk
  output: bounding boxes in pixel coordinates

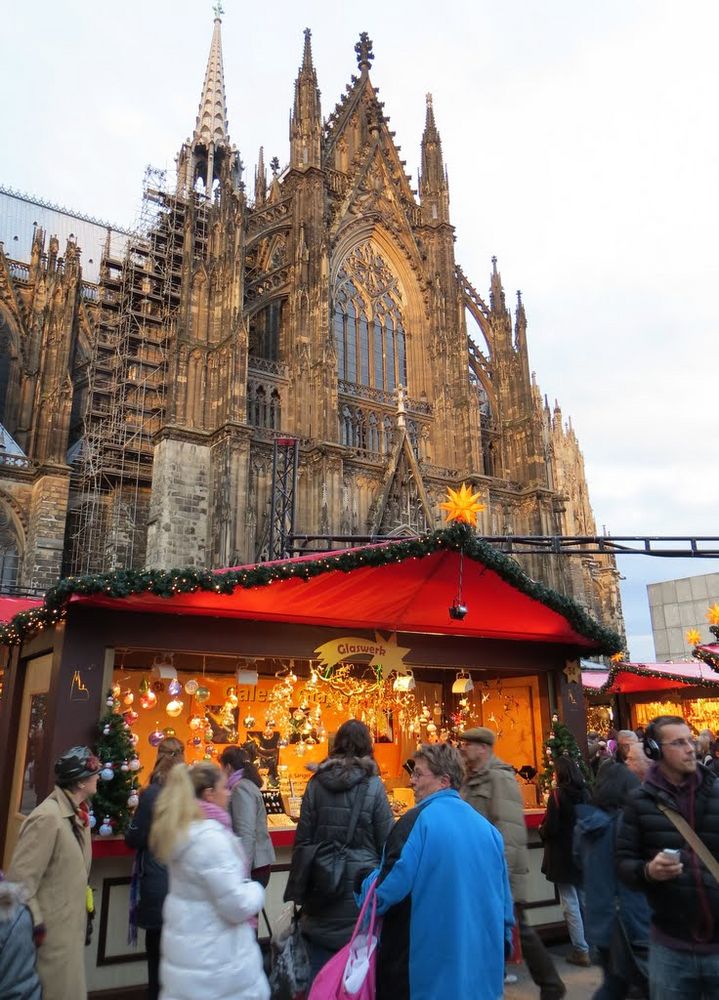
[313,632,411,679]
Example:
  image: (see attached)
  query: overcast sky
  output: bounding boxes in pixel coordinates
[2,0,718,659]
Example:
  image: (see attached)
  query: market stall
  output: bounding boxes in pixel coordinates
[0,523,620,998]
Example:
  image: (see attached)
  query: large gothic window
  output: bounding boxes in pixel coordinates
[333,245,408,391]
[0,505,21,590]
[249,301,283,361]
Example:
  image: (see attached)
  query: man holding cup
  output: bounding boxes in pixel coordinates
[616,715,719,999]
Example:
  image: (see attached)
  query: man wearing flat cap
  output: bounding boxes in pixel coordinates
[460,728,566,1000]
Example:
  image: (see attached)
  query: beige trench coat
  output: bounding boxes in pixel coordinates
[8,786,92,1000]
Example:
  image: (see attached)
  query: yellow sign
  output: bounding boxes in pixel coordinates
[314,632,411,681]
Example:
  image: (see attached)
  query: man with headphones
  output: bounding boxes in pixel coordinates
[616,715,719,999]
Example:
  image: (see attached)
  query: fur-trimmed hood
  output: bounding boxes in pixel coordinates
[309,755,379,792]
[0,880,27,921]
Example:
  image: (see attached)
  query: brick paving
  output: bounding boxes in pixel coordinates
[504,944,602,999]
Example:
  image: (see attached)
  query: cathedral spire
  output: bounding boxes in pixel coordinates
[419,93,449,224]
[177,8,236,194]
[255,146,267,206]
[489,255,506,313]
[290,28,322,170]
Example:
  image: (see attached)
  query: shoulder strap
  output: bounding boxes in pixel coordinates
[656,802,719,884]
[345,779,370,846]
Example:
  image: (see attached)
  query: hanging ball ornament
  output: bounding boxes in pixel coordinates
[426,721,437,734]
[98,816,113,837]
[205,744,217,757]
[149,728,164,748]
[195,686,210,704]
[103,724,111,736]
[167,678,182,698]
[243,715,256,729]
[189,715,203,731]
[139,677,150,695]
[120,759,129,772]
[88,809,97,830]
[140,690,158,710]
[123,690,134,706]
[227,692,239,709]
[166,698,184,718]
[163,727,176,737]
[100,764,115,781]
[127,792,140,810]
[204,725,214,742]
[106,696,115,708]
[131,733,140,747]
[191,735,202,747]
[185,679,199,695]
[123,709,139,725]
[112,682,121,699]
[129,756,141,772]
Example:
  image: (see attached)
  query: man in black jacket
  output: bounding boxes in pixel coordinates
[616,714,719,999]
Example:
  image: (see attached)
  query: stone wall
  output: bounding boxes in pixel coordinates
[145,436,210,569]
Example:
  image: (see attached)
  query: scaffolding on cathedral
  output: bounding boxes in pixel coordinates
[66,167,207,574]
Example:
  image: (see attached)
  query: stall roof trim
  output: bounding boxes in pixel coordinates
[0,524,622,651]
[582,658,719,694]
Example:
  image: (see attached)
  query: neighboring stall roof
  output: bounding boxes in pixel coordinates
[0,596,42,623]
[582,658,719,694]
[0,524,622,653]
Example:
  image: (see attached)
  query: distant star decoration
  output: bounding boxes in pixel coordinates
[439,483,485,526]
[706,604,719,626]
[610,652,625,664]
[563,660,582,685]
[686,628,702,647]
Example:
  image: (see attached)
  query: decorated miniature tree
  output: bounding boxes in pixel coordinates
[540,715,590,793]
[92,689,142,835]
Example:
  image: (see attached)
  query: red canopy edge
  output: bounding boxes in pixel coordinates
[0,596,43,624]
[582,659,719,695]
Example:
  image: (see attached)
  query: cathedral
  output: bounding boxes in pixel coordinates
[0,14,623,635]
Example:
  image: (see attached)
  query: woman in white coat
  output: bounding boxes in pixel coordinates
[150,761,269,1000]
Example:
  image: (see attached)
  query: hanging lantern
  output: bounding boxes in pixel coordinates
[185,678,200,695]
[166,698,184,718]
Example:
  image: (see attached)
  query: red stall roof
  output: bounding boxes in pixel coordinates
[0,528,621,652]
[582,659,719,694]
[0,596,42,624]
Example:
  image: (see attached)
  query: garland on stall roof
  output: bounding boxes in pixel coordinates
[692,622,719,674]
[0,522,623,653]
[597,658,719,693]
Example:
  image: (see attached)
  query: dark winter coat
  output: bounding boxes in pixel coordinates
[293,755,394,951]
[593,758,639,813]
[616,762,719,946]
[124,782,167,930]
[539,784,588,885]
[0,881,42,1000]
[574,804,650,950]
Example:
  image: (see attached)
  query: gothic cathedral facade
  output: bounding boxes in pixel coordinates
[0,17,623,636]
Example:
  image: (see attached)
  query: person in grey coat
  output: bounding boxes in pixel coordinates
[289,719,394,984]
[220,746,276,886]
[0,876,42,999]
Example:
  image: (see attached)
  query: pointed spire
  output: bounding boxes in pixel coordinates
[419,94,450,224]
[489,256,506,313]
[290,28,322,170]
[193,11,230,150]
[514,289,527,347]
[355,32,375,75]
[255,146,267,206]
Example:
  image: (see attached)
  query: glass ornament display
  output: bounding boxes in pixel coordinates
[140,690,158,710]
[167,678,182,697]
[184,679,199,695]
[166,698,184,718]
[195,686,210,703]
[189,715,203,731]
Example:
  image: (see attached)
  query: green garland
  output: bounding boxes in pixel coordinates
[0,523,622,653]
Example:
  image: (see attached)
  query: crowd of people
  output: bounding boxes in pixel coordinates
[2,715,719,999]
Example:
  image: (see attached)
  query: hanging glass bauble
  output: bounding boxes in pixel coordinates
[100,765,114,781]
[111,682,121,699]
[191,735,202,747]
[204,725,214,741]
[426,721,437,734]
[149,728,164,747]
[433,702,442,718]
[163,727,176,738]
[88,809,97,830]
[122,709,138,725]
[139,676,150,694]
[185,679,199,695]
[227,692,239,709]
[166,699,184,718]
[243,715,256,729]
[127,792,140,810]
[129,756,141,771]
[120,759,129,772]
[140,690,158,710]
[205,744,217,757]
[98,816,113,837]
[123,690,134,706]
[195,686,210,703]
[130,733,140,746]
[103,724,111,736]
[106,696,115,708]
[278,738,289,748]
[167,678,182,697]
[189,715,203,731]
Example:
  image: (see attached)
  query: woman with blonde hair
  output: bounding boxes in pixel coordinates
[125,737,185,1000]
[150,762,268,1000]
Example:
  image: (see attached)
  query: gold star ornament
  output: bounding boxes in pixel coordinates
[439,483,485,526]
[706,604,719,626]
[686,628,702,647]
[610,652,625,664]
[563,660,582,685]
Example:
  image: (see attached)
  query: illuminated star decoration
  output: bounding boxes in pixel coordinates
[369,632,412,681]
[563,660,582,685]
[610,652,625,664]
[706,604,719,626]
[686,628,702,647]
[439,483,485,526]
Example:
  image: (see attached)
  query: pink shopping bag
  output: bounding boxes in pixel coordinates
[308,884,379,1000]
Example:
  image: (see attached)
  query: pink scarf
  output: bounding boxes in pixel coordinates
[199,799,232,829]
[227,768,244,792]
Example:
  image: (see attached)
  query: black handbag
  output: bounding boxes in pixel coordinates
[283,843,320,904]
[309,779,370,899]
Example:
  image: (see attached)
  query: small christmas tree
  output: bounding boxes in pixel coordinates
[92,689,142,835]
[540,715,590,793]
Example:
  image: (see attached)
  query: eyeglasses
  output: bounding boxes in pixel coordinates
[661,738,694,749]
